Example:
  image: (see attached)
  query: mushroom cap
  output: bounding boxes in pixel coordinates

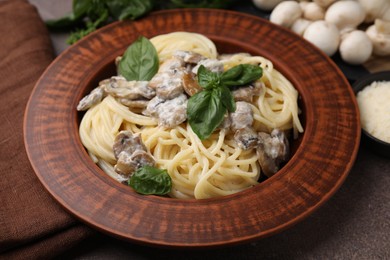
[303,2,325,21]
[291,18,312,36]
[325,1,365,31]
[270,1,303,28]
[252,0,285,11]
[358,0,389,23]
[313,0,337,9]
[340,30,373,65]
[303,20,340,56]
[366,24,390,56]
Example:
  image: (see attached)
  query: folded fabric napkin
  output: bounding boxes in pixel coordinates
[0,0,93,258]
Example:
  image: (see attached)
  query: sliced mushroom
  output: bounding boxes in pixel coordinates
[232,82,263,103]
[158,57,185,73]
[256,129,289,177]
[114,150,155,176]
[113,131,155,176]
[77,86,105,111]
[217,114,231,130]
[114,152,137,176]
[230,101,254,131]
[174,50,205,64]
[143,94,188,128]
[182,71,202,96]
[117,99,149,109]
[113,131,146,160]
[234,128,259,150]
[192,59,224,74]
[102,76,155,100]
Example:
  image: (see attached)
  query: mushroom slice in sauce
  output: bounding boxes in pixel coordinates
[143,94,188,128]
[229,101,254,131]
[217,114,231,130]
[77,86,105,111]
[113,131,155,176]
[113,131,147,159]
[103,76,155,100]
[192,59,224,74]
[157,57,185,73]
[114,150,155,176]
[256,129,290,178]
[182,71,202,96]
[117,99,149,109]
[234,128,259,150]
[232,81,263,103]
[173,50,205,64]
[152,72,185,100]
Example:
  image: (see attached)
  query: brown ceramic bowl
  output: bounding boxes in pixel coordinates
[24,9,360,248]
[353,71,390,158]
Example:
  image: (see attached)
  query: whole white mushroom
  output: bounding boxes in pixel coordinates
[252,0,286,11]
[302,2,325,21]
[313,0,337,9]
[270,1,303,28]
[325,1,365,33]
[366,19,390,56]
[339,30,373,65]
[358,0,390,23]
[303,20,340,56]
[291,18,312,36]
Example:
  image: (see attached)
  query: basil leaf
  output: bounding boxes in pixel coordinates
[220,64,243,82]
[187,89,226,140]
[219,85,236,112]
[188,64,261,140]
[73,0,92,18]
[236,64,263,85]
[197,65,220,90]
[107,0,153,20]
[129,166,172,195]
[222,64,263,87]
[118,36,159,81]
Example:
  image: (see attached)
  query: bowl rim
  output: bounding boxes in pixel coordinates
[23,9,360,248]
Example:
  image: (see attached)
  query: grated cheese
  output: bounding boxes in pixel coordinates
[357,80,390,143]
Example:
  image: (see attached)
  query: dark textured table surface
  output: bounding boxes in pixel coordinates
[28,1,389,259]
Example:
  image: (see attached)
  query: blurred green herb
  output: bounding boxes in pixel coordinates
[46,0,238,44]
[46,0,153,44]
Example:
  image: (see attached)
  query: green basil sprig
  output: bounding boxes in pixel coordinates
[46,0,153,44]
[187,64,262,140]
[129,166,172,195]
[106,0,153,20]
[118,36,159,81]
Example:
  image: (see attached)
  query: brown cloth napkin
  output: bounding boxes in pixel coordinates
[0,0,93,259]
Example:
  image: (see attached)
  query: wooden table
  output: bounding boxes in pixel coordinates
[28,1,390,259]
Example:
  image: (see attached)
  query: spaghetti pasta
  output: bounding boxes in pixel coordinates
[78,32,303,199]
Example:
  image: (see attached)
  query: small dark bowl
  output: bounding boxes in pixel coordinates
[353,71,390,158]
